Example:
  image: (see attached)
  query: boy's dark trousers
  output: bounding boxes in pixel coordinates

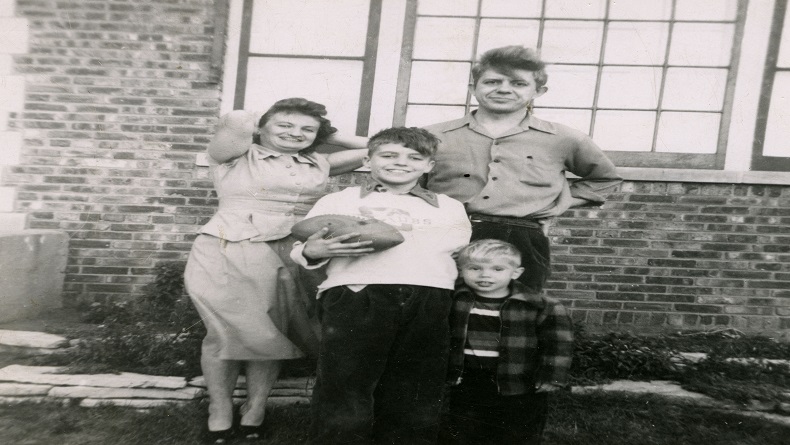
[469,218,550,293]
[309,284,452,445]
[439,368,548,445]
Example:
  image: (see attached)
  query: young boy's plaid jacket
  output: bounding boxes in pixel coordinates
[447,281,574,395]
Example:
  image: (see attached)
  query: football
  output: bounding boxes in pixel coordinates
[291,214,405,252]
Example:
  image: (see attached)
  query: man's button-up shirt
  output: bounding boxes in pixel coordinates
[424,113,622,220]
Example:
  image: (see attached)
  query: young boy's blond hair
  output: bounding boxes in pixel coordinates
[457,239,521,268]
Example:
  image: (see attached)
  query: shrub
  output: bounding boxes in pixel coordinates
[48,262,205,378]
[569,329,678,384]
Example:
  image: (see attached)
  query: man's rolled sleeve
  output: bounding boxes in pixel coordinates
[567,137,622,205]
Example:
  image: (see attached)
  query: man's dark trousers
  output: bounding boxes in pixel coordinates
[309,284,452,445]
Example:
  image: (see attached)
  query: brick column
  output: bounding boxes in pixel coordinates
[0,0,28,230]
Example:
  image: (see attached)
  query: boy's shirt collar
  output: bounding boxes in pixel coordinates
[360,182,440,207]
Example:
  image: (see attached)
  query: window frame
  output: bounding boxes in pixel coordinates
[751,0,790,172]
[231,0,384,136]
[394,0,748,171]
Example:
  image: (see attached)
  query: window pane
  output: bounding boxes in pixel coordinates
[408,61,471,104]
[250,0,369,57]
[533,108,592,133]
[544,0,606,19]
[481,0,542,18]
[413,17,476,60]
[244,58,363,133]
[777,4,790,68]
[662,68,727,111]
[656,112,720,153]
[593,110,656,152]
[538,65,598,108]
[608,0,671,20]
[405,105,467,127]
[477,19,540,54]
[604,22,669,65]
[763,72,790,157]
[541,21,603,64]
[669,23,735,67]
[675,0,738,21]
[597,67,662,109]
[418,0,478,16]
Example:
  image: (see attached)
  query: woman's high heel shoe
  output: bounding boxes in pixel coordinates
[238,423,264,442]
[203,428,235,444]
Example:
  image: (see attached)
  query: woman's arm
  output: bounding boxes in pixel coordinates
[324,133,369,176]
[326,149,368,176]
[207,110,258,163]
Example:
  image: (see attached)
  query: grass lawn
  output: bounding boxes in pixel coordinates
[0,392,788,445]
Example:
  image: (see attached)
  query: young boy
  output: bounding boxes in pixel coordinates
[290,127,472,444]
[440,239,574,445]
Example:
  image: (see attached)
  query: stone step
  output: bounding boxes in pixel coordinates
[79,398,190,409]
[48,385,205,400]
[0,365,187,389]
[188,375,313,390]
[0,329,68,349]
[0,382,52,396]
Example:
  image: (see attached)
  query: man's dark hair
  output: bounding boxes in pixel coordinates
[471,46,548,88]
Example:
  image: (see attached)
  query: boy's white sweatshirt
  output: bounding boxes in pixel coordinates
[291,186,472,294]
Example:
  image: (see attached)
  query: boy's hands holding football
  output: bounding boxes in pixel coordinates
[301,227,375,260]
[292,214,405,261]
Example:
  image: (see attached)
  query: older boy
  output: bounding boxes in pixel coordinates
[424,45,622,294]
[441,239,573,445]
[291,127,472,444]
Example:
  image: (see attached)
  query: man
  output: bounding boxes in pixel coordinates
[424,45,622,293]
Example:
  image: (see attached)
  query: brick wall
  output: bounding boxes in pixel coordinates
[2,0,789,336]
[551,182,790,336]
[6,0,221,305]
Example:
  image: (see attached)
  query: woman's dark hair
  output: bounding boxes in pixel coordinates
[253,97,338,150]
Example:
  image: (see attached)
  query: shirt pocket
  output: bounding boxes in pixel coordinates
[518,156,560,187]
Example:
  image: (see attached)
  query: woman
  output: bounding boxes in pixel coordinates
[184,98,367,444]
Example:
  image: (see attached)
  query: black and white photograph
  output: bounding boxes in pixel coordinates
[0,0,788,444]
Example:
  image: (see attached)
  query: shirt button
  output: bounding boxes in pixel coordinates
[492,177,498,181]
[295,182,301,186]
[483,196,490,199]
[290,172,297,176]
[286,164,292,168]
[463,174,471,177]
[493,159,501,163]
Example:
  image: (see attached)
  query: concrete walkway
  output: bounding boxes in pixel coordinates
[0,327,788,427]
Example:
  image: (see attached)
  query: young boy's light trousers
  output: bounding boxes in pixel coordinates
[309,284,452,445]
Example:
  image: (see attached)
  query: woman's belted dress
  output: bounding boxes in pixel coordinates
[184,144,327,360]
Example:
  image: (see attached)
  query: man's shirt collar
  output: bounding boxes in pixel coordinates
[434,111,557,136]
[360,182,440,207]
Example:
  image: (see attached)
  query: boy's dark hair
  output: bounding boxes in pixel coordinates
[457,239,522,268]
[471,46,548,88]
[254,97,337,150]
[368,127,440,158]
